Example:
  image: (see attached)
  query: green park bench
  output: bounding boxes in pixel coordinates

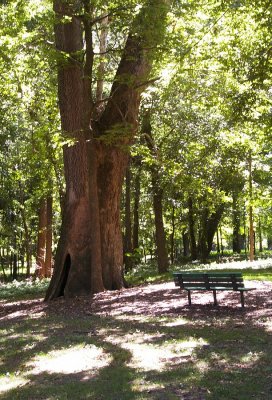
[173,272,256,307]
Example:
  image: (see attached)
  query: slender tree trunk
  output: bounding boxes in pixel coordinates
[96,16,108,103]
[232,192,241,253]
[170,205,175,264]
[216,229,220,254]
[124,160,133,271]
[198,204,224,262]
[143,113,169,273]
[153,187,169,272]
[249,152,254,261]
[206,205,225,254]
[258,216,263,252]
[36,198,47,278]
[12,253,18,280]
[132,159,141,251]
[20,207,32,277]
[220,225,224,256]
[0,248,7,281]
[182,230,190,257]
[188,196,198,260]
[198,208,209,262]
[45,196,53,277]
[243,209,247,256]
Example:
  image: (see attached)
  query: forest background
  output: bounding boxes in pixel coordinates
[0,0,272,286]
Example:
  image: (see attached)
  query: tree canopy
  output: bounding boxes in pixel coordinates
[0,0,271,289]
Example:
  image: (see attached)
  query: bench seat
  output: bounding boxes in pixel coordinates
[174,272,255,307]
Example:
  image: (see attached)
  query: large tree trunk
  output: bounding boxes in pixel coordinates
[46,0,169,299]
[97,145,128,289]
[46,141,104,298]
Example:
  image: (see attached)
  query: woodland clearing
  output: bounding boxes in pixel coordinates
[0,277,271,399]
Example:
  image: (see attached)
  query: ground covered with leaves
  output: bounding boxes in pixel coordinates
[0,278,271,400]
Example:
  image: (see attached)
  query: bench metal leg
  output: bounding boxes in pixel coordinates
[240,291,245,308]
[187,291,192,306]
[213,290,218,306]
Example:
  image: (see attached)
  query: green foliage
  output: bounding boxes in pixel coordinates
[0,0,63,276]
[0,278,50,300]
[1,0,272,276]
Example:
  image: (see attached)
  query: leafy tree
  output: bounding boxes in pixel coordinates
[45,0,171,299]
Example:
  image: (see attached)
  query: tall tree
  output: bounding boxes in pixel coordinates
[45,0,170,299]
[143,112,169,273]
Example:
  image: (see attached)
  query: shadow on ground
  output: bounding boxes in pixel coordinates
[0,281,271,399]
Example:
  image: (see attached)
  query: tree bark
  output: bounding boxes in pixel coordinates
[170,205,175,264]
[232,192,241,253]
[124,160,133,271]
[198,204,224,262]
[46,0,170,299]
[20,207,32,277]
[258,216,263,252]
[143,113,169,273]
[188,196,198,260]
[132,158,141,251]
[96,16,108,103]
[36,198,47,278]
[182,230,190,257]
[45,196,53,278]
[249,152,254,261]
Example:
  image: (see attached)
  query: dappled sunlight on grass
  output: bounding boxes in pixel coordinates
[164,317,188,327]
[28,344,112,375]
[0,375,28,395]
[123,337,209,372]
[0,275,271,399]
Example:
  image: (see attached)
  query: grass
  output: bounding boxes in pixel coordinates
[1,306,271,399]
[126,258,272,285]
[0,261,271,399]
[0,279,50,301]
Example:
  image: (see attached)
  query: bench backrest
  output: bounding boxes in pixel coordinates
[173,272,245,290]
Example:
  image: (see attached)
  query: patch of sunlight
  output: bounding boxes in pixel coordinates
[175,337,209,350]
[195,360,209,373]
[207,258,272,271]
[164,318,188,327]
[240,351,262,363]
[123,337,209,372]
[124,343,175,371]
[29,344,112,374]
[264,318,272,333]
[0,375,28,394]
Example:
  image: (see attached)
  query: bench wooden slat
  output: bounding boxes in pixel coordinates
[173,271,255,307]
[208,277,243,281]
